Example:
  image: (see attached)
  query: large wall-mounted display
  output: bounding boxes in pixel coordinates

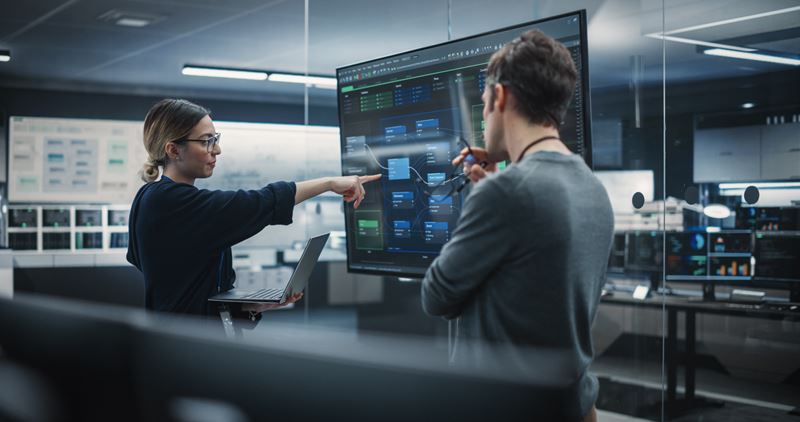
[8,116,147,204]
[337,10,591,277]
[8,117,343,251]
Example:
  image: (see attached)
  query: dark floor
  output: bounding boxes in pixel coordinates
[597,377,800,421]
[592,354,800,413]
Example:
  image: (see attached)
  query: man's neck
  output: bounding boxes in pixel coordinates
[506,121,571,164]
[163,167,194,185]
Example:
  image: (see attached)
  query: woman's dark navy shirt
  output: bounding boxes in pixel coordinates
[126,176,297,316]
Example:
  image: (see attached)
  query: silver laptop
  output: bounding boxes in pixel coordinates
[209,233,329,304]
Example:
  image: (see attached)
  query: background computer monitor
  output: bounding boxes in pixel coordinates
[666,230,753,283]
[9,208,37,227]
[753,232,800,283]
[666,231,708,280]
[736,206,800,231]
[337,10,591,277]
[607,233,626,272]
[707,231,753,281]
[625,231,663,273]
[76,209,102,227]
[42,209,70,227]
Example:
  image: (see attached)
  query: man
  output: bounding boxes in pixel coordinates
[421,29,614,422]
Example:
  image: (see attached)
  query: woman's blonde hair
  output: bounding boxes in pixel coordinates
[140,99,210,182]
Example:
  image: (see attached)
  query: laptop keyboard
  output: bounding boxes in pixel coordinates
[242,289,283,300]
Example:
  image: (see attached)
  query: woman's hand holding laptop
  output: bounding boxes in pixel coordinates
[241,292,304,313]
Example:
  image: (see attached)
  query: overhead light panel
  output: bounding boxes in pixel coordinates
[703,48,800,66]
[268,73,337,89]
[182,65,268,81]
[0,50,9,62]
[98,10,163,28]
[646,6,800,55]
[741,102,755,109]
[645,34,755,52]
[662,6,800,35]
[181,65,336,88]
[116,18,151,27]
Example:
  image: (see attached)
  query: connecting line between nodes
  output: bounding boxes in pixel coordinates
[363,143,462,186]
[364,143,390,170]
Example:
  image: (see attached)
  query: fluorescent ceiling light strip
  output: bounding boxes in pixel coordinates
[645,34,756,52]
[269,73,337,88]
[116,18,151,27]
[663,6,800,35]
[182,66,267,80]
[0,54,9,62]
[313,83,338,90]
[718,189,745,197]
[704,48,800,66]
[719,182,800,189]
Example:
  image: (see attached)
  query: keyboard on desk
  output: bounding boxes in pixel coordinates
[764,302,800,312]
[722,302,800,312]
[723,302,760,310]
[242,289,284,301]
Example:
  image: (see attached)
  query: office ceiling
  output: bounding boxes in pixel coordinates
[0,0,797,105]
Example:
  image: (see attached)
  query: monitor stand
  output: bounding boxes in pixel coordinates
[649,273,661,295]
[791,285,800,303]
[702,283,716,302]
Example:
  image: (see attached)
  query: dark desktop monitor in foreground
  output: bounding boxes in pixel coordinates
[0,295,141,422]
[337,10,591,277]
[0,295,576,422]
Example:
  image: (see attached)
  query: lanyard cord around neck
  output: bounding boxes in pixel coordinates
[516,135,561,163]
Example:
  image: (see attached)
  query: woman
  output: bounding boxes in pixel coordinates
[126,99,379,323]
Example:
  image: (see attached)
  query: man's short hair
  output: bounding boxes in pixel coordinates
[486,29,578,128]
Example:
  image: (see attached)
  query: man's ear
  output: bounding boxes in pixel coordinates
[494,84,507,113]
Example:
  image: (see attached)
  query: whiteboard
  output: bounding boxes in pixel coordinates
[196,122,340,190]
[197,122,343,249]
[594,170,654,214]
[8,116,147,204]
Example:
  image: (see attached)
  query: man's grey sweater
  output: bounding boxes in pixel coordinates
[422,150,614,420]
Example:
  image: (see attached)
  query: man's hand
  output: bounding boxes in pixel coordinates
[330,174,381,208]
[241,292,304,313]
[452,147,497,183]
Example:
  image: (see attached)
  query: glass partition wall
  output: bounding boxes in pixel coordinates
[662,1,800,420]
[307,0,671,419]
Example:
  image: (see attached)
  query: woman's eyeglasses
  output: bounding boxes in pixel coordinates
[176,132,222,152]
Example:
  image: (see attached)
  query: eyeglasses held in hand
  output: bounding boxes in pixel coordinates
[424,136,487,201]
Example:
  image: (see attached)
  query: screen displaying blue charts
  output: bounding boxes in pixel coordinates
[337,11,591,277]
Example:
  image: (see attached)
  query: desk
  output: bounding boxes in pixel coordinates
[600,292,800,416]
